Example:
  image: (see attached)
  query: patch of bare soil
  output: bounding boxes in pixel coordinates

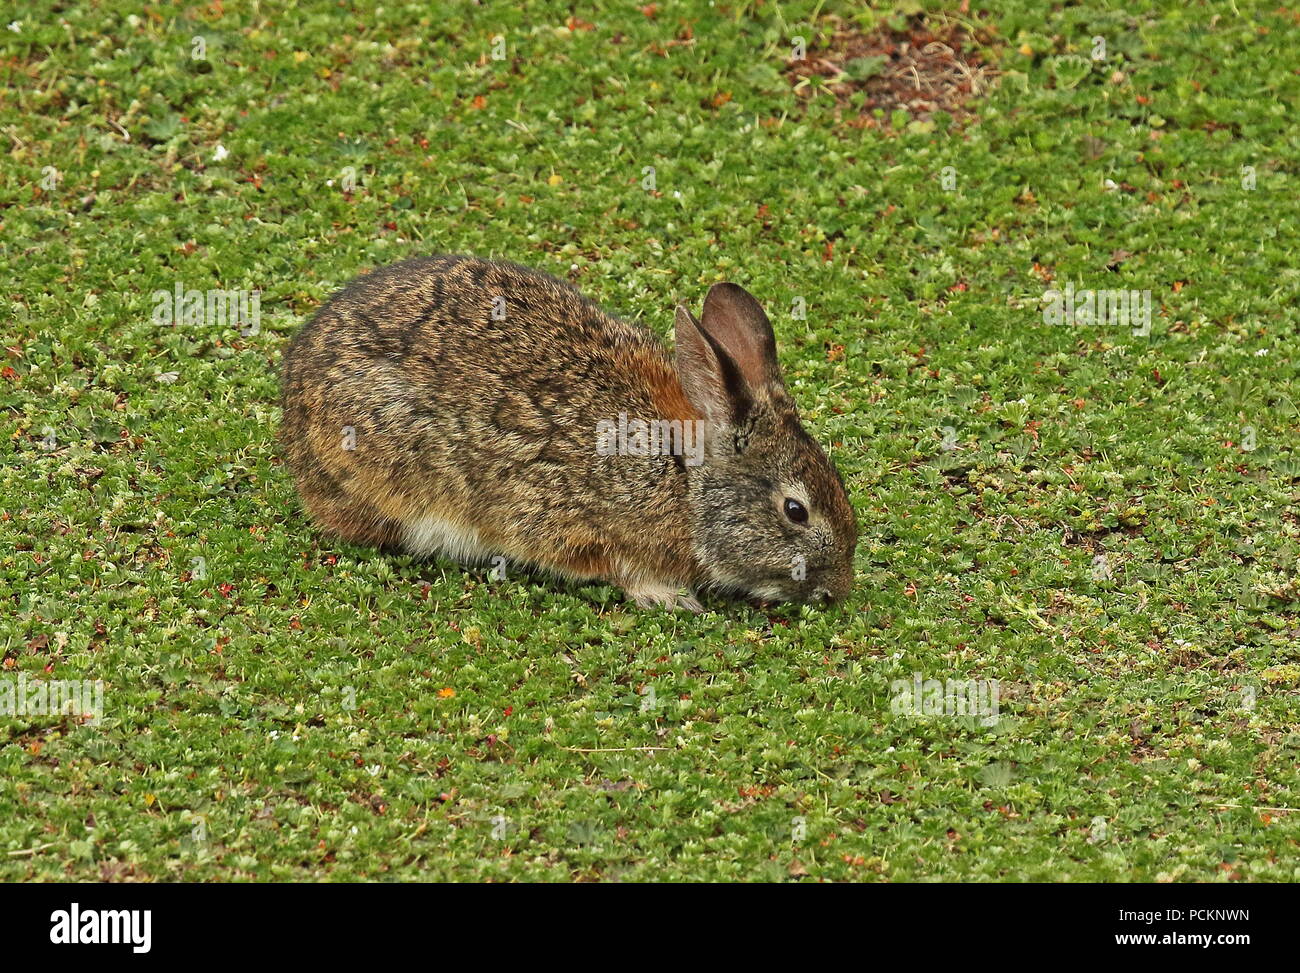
[785,14,999,124]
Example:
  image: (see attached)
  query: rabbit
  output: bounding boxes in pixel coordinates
[279,255,857,610]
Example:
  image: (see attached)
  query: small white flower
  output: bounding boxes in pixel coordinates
[212,144,229,161]
[1254,348,1269,357]
[7,21,21,33]
[1103,178,1118,191]
[673,190,682,199]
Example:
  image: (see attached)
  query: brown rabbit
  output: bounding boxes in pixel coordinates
[279,255,856,610]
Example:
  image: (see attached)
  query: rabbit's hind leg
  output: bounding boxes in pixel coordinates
[306,497,403,550]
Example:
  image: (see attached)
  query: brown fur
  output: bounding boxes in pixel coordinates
[279,255,856,609]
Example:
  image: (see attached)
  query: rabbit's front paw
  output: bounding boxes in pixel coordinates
[627,583,703,613]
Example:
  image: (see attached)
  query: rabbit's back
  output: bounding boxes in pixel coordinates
[279,256,700,584]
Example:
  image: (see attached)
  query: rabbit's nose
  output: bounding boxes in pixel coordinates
[821,574,853,603]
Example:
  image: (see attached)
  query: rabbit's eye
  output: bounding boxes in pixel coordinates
[783,498,809,524]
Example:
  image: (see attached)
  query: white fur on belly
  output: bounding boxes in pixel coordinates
[401,513,492,563]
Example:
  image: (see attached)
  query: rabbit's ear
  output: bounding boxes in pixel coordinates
[675,284,784,427]
[699,283,784,394]
[675,304,752,427]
